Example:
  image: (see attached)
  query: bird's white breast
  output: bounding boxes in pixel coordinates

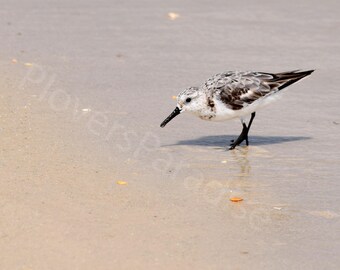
[204,92,282,121]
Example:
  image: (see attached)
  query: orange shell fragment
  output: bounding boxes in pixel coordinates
[230,197,243,202]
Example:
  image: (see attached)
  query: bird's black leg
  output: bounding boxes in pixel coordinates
[247,112,256,132]
[245,112,256,146]
[229,112,256,150]
[229,123,248,150]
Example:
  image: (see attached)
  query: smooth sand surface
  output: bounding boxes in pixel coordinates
[1,0,340,269]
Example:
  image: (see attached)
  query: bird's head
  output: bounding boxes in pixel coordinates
[160,87,204,127]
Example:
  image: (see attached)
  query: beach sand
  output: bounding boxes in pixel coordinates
[0,0,339,269]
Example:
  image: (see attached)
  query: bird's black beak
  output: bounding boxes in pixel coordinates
[160,107,181,128]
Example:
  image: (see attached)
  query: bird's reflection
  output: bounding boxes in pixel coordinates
[224,146,253,197]
[229,147,251,179]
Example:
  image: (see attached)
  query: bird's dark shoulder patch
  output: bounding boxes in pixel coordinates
[217,74,272,110]
[219,86,246,110]
[206,96,216,112]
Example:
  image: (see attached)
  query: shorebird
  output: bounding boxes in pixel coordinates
[160,70,314,149]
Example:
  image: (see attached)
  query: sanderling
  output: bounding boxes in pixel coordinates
[160,70,314,149]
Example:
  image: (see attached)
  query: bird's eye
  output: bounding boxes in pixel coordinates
[186,98,191,103]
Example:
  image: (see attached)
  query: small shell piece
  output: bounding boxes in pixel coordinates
[168,12,180,20]
[116,181,127,185]
[230,197,243,202]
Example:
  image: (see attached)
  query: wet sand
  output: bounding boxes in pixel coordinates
[1,0,340,269]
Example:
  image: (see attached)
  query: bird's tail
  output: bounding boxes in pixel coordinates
[271,70,314,91]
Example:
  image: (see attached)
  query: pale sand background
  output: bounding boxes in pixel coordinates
[1,0,340,269]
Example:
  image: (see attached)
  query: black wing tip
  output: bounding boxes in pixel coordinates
[276,69,315,91]
[298,69,315,76]
[277,69,315,76]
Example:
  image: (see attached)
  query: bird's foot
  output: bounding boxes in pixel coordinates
[229,128,249,150]
[228,112,255,150]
